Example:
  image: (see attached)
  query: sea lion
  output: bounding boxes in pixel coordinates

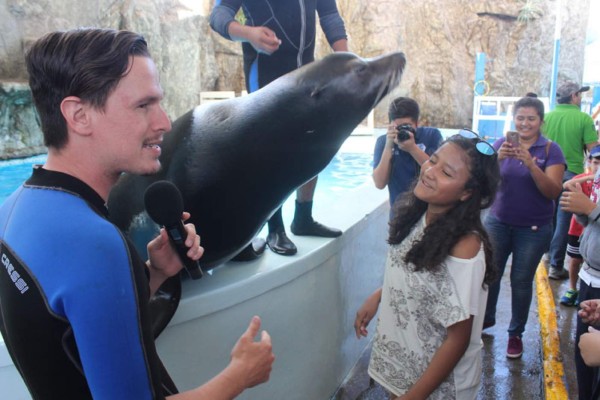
[108,51,406,271]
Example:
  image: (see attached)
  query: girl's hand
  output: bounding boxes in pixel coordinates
[354,289,382,338]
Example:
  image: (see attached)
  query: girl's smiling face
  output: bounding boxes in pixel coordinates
[414,142,473,216]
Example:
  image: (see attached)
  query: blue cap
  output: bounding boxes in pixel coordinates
[590,145,600,158]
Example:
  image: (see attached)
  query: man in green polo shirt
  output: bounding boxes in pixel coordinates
[542,81,599,280]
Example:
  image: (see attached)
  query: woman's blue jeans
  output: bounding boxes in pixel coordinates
[484,214,553,337]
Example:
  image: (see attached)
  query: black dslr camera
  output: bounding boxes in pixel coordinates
[396,124,416,142]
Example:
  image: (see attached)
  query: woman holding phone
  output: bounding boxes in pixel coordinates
[482,96,566,358]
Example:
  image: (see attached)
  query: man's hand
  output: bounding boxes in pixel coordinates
[385,124,398,150]
[247,26,281,55]
[229,316,275,388]
[146,212,203,294]
[396,130,418,154]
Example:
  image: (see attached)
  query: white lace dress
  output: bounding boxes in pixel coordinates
[368,216,487,399]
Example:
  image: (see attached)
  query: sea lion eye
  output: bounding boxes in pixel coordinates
[354,63,368,74]
[310,85,325,98]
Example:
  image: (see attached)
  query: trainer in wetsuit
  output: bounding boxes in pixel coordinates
[0,28,274,400]
[210,0,348,256]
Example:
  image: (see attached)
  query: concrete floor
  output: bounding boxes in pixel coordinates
[332,259,580,400]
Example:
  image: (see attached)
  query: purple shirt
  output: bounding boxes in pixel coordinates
[490,135,565,227]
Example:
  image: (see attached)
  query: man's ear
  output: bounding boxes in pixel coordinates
[60,96,92,136]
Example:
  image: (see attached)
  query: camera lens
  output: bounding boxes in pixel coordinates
[397,131,410,141]
[396,124,414,142]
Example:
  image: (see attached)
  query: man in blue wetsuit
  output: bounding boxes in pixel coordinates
[210,0,348,256]
[0,28,274,400]
[372,97,443,215]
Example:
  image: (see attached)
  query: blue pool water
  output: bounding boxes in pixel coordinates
[0,154,47,204]
[0,151,373,206]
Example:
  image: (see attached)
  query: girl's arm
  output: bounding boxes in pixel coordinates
[354,287,383,338]
[399,317,473,400]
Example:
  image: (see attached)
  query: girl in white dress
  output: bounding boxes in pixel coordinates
[355,132,500,399]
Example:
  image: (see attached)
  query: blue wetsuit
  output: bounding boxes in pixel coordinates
[210,0,347,91]
[0,167,177,399]
[373,127,443,206]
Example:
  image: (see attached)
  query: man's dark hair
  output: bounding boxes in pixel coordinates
[388,97,419,123]
[25,28,150,149]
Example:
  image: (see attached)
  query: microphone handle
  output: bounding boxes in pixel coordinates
[163,221,203,280]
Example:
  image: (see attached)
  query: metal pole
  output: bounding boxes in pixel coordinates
[549,0,562,109]
[475,52,486,96]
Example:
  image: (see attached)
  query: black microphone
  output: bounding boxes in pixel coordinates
[143,180,203,280]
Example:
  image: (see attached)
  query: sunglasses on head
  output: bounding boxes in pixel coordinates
[457,129,496,156]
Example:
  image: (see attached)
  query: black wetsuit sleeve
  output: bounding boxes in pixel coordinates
[210,0,243,40]
[317,0,348,46]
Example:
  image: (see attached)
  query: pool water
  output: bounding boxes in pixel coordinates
[0,150,374,206]
[0,154,47,204]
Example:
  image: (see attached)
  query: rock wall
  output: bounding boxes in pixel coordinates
[0,81,45,159]
[319,0,591,127]
[0,0,591,157]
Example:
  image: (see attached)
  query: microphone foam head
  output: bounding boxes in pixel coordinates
[143,180,184,226]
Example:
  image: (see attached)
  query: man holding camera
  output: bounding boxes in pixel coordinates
[372,97,443,210]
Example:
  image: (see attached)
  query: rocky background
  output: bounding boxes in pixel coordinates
[0,0,591,158]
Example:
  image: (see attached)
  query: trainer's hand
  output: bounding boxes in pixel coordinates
[147,212,203,277]
[247,26,281,55]
[229,316,275,388]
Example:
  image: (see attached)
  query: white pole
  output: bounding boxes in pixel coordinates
[550,0,562,109]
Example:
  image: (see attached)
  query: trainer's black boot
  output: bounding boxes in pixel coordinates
[266,207,297,255]
[266,229,297,255]
[290,200,342,238]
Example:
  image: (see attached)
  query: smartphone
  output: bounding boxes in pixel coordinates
[506,131,520,147]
